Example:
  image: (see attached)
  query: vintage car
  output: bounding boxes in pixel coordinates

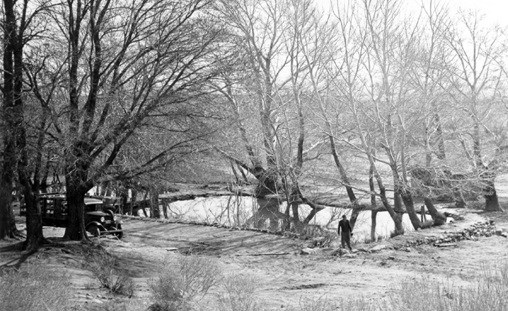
[20,194,123,238]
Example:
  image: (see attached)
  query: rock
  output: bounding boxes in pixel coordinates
[355,248,370,253]
[331,248,347,257]
[370,244,387,252]
[300,248,320,255]
[501,232,508,238]
[405,247,412,252]
[434,242,458,248]
[343,253,357,259]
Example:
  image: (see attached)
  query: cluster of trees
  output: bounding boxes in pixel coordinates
[0,0,226,249]
[1,0,507,250]
[212,0,508,236]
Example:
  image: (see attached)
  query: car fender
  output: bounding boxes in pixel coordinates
[86,221,106,231]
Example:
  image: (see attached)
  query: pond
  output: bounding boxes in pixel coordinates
[139,195,415,242]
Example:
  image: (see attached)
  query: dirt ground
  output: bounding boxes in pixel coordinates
[1,207,508,310]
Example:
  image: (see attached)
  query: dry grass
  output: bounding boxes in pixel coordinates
[0,263,73,311]
[390,264,508,311]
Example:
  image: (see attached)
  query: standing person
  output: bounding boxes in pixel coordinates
[338,214,353,251]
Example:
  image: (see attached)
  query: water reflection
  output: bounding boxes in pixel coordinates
[142,196,414,241]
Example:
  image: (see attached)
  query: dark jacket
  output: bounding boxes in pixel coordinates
[338,219,352,235]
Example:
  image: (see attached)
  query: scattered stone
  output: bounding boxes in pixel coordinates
[387,256,395,260]
[300,248,320,255]
[370,244,388,252]
[331,248,347,257]
[343,253,357,259]
[501,232,508,238]
[355,248,371,253]
[434,242,458,248]
[405,247,412,252]
[403,221,498,249]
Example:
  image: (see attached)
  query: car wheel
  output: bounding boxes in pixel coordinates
[115,224,123,239]
[86,224,100,237]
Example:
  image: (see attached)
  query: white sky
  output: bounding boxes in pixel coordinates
[428,0,508,26]
[316,0,508,28]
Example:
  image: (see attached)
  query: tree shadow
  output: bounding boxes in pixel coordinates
[0,241,36,270]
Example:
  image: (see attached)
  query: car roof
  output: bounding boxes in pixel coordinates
[84,198,103,205]
[39,194,103,205]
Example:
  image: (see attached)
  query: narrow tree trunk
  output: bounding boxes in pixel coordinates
[369,163,377,242]
[162,199,169,219]
[371,210,378,242]
[150,190,160,218]
[283,202,290,231]
[141,192,149,217]
[129,188,137,215]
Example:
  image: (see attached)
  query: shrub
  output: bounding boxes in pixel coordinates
[216,274,261,311]
[83,245,134,297]
[149,254,222,311]
[0,264,72,311]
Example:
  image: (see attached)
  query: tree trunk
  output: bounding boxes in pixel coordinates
[484,179,503,212]
[150,190,160,219]
[129,188,137,215]
[391,193,405,236]
[253,197,285,231]
[424,197,447,225]
[0,185,14,239]
[162,199,169,219]
[400,189,421,230]
[369,163,377,242]
[64,182,87,241]
[23,191,44,251]
[0,0,16,239]
[282,202,290,231]
[141,192,149,217]
[371,210,378,242]
[329,133,361,229]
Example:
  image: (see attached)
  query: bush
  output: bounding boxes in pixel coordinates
[149,254,222,311]
[83,245,134,297]
[216,274,261,311]
[0,264,72,311]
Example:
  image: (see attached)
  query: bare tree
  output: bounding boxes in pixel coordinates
[28,0,223,240]
[446,10,506,212]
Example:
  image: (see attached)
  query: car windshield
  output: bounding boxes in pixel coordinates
[84,198,104,212]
